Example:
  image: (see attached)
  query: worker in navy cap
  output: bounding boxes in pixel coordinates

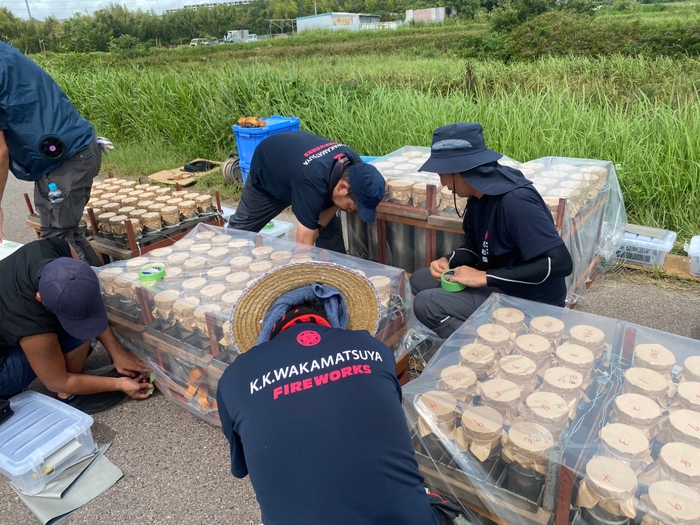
[228,130,385,254]
[0,238,153,413]
[410,123,573,338]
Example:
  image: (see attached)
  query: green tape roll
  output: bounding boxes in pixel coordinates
[138,264,166,282]
[441,270,466,292]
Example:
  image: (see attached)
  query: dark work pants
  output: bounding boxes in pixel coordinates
[228,175,346,254]
[33,140,103,267]
[410,268,500,339]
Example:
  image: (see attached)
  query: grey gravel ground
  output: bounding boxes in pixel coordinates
[2,178,700,525]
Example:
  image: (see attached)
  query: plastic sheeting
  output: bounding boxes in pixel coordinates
[347,148,627,306]
[402,293,700,525]
[95,223,413,425]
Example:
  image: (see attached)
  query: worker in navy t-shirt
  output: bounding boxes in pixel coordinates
[217,262,458,525]
[228,131,385,253]
[410,123,573,338]
[0,42,103,266]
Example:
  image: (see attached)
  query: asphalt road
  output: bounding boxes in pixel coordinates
[1,174,39,245]
[1,178,699,525]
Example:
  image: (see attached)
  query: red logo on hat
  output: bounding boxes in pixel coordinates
[297,330,321,346]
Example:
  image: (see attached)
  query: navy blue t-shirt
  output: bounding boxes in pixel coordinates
[249,131,361,230]
[217,324,441,525]
[0,42,95,181]
[464,185,566,305]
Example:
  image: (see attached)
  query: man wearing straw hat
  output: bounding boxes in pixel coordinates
[228,130,386,254]
[218,261,460,525]
[410,123,573,338]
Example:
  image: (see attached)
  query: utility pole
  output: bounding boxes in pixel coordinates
[24,0,32,20]
[314,2,317,15]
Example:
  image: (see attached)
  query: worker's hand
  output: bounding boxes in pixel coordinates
[111,347,150,378]
[118,376,153,399]
[451,265,488,288]
[429,257,450,280]
[0,207,5,240]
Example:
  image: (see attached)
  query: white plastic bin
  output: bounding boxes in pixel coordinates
[226,215,294,239]
[259,220,293,239]
[615,227,676,268]
[0,391,95,495]
[687,236,700,277]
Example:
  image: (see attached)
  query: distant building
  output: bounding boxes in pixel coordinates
[405,7,445,23]
[164,1,250,14]
[296,12,381,32]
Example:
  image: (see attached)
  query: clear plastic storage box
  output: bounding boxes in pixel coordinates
[616,227,677,268]
[259,220,293,239]
[0,392,95,495]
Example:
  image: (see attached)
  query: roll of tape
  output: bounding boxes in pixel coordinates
[139,264,166,282]
[441,270,466,292]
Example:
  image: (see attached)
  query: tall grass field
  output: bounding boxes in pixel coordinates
[38,50,700,243]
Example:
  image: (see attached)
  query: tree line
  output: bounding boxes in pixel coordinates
[0,0,466,54]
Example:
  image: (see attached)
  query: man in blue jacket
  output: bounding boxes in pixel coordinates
[218,262,460,525]
[0,42,102,266]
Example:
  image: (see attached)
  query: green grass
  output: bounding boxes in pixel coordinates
[33,18,700,243]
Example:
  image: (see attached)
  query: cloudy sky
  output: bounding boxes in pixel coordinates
[5,0,187,20]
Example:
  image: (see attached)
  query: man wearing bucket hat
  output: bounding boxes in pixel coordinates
[228,130,385,254]
[0,238,153,413]
[217,262,461,525]
[410,123,573,338]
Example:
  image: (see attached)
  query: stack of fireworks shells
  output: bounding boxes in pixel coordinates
[83,178,216,240]
[371,147,469,217]
[370,149,611,221]
[403,294,700,524]
[508,158,611,220]
[96,224,409,425]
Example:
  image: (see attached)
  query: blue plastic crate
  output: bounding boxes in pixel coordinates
[233,116,300,167]
[240,162,250,184]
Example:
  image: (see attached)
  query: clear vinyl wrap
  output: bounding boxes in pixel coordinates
[346,147,627,307]
[95,223,413,425]
[402,293,700,525]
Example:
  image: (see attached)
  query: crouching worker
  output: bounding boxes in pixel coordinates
[0,238,153,413]
[228,130,386,254]
[217,262,461,525]
[411,123,573,338]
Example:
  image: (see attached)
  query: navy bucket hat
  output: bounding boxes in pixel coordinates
[419,123,503,174]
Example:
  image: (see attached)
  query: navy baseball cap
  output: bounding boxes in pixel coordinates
[38,258,108,340]
[348,163,386,223]
[419,123,503,174]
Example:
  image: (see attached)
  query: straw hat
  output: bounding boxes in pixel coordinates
[230,261,381,353]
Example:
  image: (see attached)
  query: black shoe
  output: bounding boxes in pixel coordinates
[60,390,126,415]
